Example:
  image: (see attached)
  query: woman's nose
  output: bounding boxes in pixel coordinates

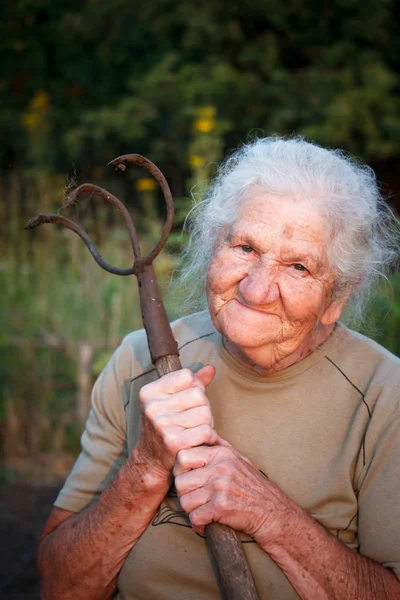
[238,262,280,306]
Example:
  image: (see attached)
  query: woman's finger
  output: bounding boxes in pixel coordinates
[154,405,214,430]
[174,445,219,476]
[188,500,221,534]
[179,480,214,515]
[164,424,219,455]
[193,364,216,390]
[141,365,215,400]
[143,386,211,420]
[140,368,198,398]
[175,464,211,495]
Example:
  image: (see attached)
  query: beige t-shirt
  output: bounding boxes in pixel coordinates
[55,311,400,599]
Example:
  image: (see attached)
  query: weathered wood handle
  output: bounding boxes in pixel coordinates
[156,353,259,599]
[139,266,259,600]
[205,522,259,600]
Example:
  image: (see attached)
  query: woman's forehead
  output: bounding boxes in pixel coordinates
[233,192,328,237]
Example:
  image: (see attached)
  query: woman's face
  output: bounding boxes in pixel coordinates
[206,191,348,373]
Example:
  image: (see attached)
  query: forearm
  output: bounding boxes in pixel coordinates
[38,451,170,600]
[256,503,400,600]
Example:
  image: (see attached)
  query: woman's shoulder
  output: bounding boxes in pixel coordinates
[332,323,400,371]
[327,323,400,415]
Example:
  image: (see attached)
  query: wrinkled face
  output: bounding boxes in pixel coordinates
[206,191,348,372]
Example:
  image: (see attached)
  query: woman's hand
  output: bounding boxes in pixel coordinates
[136,365,217,481]
[174,439,293,545]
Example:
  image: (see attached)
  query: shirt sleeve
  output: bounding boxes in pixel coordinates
[357,412,400,580]
[54,335,134,512]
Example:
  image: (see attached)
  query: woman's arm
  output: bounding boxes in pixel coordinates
[174,442,400,600]
[256,492,400,600]
[38,366,217,600]
[38,453,170,600]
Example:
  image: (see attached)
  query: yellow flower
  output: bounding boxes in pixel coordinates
[189,154,206,168]
[22,91,51,133]
[32,91,50,112]
[194,117,214,133]
[136,178,157,191]
[22,112,40,132]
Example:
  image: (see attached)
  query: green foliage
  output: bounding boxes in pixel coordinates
[361,276,400,357]
[1,0,399,179]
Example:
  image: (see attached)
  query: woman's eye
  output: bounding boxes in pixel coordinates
[241,245,254,254]
[293,263,307,272]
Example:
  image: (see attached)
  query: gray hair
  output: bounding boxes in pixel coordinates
[175,136,399,324]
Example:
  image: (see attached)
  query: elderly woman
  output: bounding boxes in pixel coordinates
[38,137,400,599]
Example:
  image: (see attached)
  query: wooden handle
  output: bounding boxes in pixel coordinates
[154,356,259,599]
[205,522,259,599]
[138,266,259,599]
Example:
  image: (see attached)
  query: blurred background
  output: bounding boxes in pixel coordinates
[1,0,400,595]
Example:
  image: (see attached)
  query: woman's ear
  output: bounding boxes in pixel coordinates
[320,292,352,327]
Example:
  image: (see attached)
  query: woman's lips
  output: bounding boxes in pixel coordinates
[233,298,277,316]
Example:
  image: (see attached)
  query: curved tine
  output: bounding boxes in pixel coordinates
[109,154,175,265]
[63,183,142,260]
[25,214,135,276]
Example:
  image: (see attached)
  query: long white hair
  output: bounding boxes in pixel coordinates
[175,136,399,323]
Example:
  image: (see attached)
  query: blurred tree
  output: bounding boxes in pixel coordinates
[0,0,399,185]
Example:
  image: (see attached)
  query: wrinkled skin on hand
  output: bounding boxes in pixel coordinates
[136,365,218,481]
[174,440,293,546]
[137,364,292,546]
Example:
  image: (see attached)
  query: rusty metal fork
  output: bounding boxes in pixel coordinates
[26,154,259,600]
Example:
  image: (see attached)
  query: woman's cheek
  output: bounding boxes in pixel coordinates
[281,279,324,321]
[208,256,243,294]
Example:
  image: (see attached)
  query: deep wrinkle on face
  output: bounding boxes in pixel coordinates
[206,192,347,374]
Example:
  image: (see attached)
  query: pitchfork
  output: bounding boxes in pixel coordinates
[26,154,259,600]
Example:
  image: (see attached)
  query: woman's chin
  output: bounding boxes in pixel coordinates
[220,322,285,357]
[223,336,285,373]
[215,301,283,346]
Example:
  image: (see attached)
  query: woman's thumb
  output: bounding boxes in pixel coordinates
[194,364,216,388]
